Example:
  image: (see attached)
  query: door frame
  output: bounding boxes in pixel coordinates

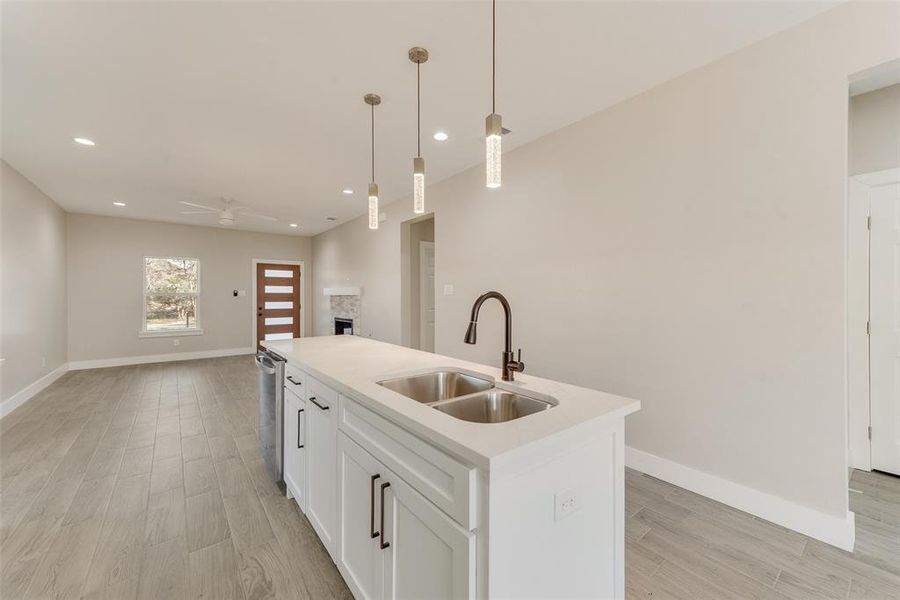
[418,241,435,351]
[251,258,305,350]
[847,167,900,471]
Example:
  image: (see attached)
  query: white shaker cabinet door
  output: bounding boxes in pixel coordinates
[381,467,475,600]
[337,433,386,600]
[306,377,339,556]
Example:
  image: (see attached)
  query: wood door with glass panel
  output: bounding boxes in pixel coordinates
[256,263,301,350]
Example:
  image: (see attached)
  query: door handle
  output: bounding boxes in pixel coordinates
[370,474,381,538]
[379,481,391,550]
[297,408,304,449]
[309,396,329,411]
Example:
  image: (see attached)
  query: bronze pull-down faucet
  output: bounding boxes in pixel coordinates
[463,291,525,381]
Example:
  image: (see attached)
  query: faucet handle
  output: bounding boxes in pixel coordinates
[508,348,525,373]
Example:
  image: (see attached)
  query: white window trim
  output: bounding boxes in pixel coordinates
[140,256,203,337]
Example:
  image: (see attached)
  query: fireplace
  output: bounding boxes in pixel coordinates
[334,317,354,335]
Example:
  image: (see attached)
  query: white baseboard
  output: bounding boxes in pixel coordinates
[625,446,856,551]
[68,346,255,370]
[1,363,69,419]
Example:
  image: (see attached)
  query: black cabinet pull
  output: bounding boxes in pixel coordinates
[309,396,329,411]
[379,481,391,550]
[286,375,302,386]
[297,408,304,449]
[370,474,381,538]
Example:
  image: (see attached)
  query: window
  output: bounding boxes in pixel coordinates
[141,257,202,336]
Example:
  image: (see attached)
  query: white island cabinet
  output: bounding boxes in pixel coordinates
[267,336,639,600]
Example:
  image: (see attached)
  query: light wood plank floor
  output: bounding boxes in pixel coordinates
[1,356,899,599]
[1,356,350,600]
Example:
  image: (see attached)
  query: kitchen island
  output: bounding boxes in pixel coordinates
[264,335,640,600]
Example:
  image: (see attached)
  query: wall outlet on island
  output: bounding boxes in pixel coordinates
[554,488,580,522]
[173,339,180,347]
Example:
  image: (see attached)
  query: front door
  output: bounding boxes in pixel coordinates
[871,183,900,475]
[256,263,301,350]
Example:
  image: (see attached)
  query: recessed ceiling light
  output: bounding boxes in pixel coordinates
[289,223,298,228]
[342,189,354,195]
[112,201,126,207]
[433,131,448,141]
[73,137,95,146]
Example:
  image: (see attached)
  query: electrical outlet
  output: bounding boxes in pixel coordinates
[554,488,580,522]
[41,356,46,368]
[443,284,454,295]
[173,339,180,347]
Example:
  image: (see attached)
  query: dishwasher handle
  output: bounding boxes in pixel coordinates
[255,354,276,375]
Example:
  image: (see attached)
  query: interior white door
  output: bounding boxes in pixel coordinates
[871,182,900,476]
[337,433,385,600]
[419,241,435,353]
[381,466,475,600]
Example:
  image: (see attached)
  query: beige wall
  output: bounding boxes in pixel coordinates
[849,83,900,175]
[67,214,312,362]
[313,1,900,522]
[1,161,68,403]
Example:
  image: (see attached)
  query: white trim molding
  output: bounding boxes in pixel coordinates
[1,363,69,419]
[626,446,856,551]
[68,346,254,370]
[138,328,204,338]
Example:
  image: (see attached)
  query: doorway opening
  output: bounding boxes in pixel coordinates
[846,61,900,484]
[401,214,435,352]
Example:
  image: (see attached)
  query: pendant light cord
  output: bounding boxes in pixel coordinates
[492,0,496,115]
[370,104,375,183]
[417,63,421,158]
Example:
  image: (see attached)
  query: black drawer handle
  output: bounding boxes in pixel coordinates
[309,396,329,411]
[286,375,302,386]
[370,474,381,538]
[297,408,304,449]
[379,481,391,550]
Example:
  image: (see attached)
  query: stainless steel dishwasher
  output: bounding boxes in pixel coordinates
[256,349,286,483]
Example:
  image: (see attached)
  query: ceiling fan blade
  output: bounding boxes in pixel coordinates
[244,213,278,222]
[179,201,219,211]
[180,210,213,215]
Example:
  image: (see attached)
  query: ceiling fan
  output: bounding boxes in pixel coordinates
[179,198,277,226]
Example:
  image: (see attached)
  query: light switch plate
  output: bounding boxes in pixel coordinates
[554,488,580,521]
[443,284,454,295]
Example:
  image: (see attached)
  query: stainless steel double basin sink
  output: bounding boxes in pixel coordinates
[376,370,556,424]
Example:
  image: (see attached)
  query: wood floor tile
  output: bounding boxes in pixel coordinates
[145,487,186,546]
[181,434,210,463]
[188,539,244,600]
[185,489,230,552]
[183,457,217,498]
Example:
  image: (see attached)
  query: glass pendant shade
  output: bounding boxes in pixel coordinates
[413,157,425,214]
[485,113,502,189]
[368,183,379,230]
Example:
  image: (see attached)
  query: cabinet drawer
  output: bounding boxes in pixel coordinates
[339,396,477,529]
[284,363,306,395]
[308,375,338,409]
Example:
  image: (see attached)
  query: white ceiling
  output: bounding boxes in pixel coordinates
[2,1,839,236]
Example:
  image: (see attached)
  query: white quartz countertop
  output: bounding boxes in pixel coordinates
[264,336,640,470]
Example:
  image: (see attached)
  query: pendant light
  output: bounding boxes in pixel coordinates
[364,93,381,230]
[485,0,502,189]
[409,47,429,214]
